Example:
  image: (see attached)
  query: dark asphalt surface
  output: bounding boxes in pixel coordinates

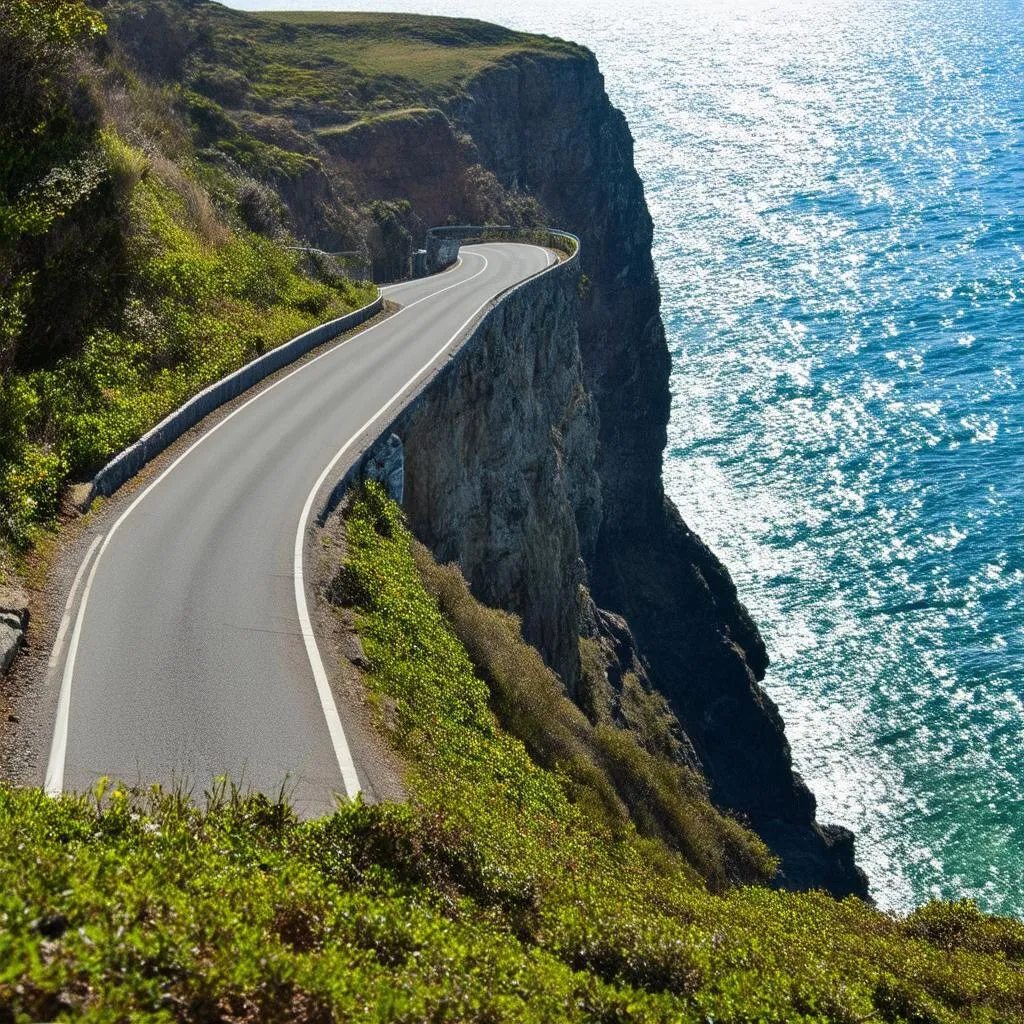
[45,243,554,815]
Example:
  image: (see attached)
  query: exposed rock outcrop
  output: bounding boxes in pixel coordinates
[363,434,405,505]
[441,52,867,896]
[397,261,600,690]
[0,587,29,676]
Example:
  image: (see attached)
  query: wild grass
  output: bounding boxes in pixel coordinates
[0,154,374,550]
[410,540,774,890]
[255,11,584,92]
[102,2,583,124]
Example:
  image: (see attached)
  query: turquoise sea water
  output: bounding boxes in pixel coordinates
[235,0,1024,915]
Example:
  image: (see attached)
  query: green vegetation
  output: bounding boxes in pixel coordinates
[407,536,772,890]
[0,0,375,551]
[95,1,575,278]
[1,486,1022,1020]
[4,5,1024,1019]
[103,1,583,162]
[240,11,584,107]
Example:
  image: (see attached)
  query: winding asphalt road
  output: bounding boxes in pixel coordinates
[42,242,555,815]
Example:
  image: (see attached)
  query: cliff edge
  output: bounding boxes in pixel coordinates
[436,52,867,896]
[10,0,865,896]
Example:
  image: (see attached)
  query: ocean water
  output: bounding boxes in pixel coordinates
[234,0,1024,916]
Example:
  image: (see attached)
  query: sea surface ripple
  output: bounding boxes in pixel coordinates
[237,0,1024,916]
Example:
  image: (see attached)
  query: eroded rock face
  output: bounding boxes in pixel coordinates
[363,434,405,505]
[398,267,601,691]
[441,54,867,897]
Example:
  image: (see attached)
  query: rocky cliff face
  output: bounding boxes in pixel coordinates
[437,53,867,897]
[100,1,865,895]
[396,260,600,691]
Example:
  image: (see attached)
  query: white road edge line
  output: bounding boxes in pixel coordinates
[48,535,103,671]
[44,251,491,797]
[295,246,559,800]
[45,243,554,800]
[293,246,556,798]
[295,250,566,800]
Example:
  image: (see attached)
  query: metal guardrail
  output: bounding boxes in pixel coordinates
[86,293,384,504]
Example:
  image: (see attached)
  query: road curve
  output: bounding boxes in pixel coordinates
[43,243,555,815]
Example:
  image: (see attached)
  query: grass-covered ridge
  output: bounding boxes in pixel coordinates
[1,486,1022,1020]
[0,0,376,554]
[252,10,584,97]
[102,1,584,182]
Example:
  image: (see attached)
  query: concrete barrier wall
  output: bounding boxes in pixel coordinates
[425,225,511,274]
[322,228,581,519]
[89,294,384,502]
[425,225,578,275]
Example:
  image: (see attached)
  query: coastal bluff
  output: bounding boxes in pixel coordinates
[80,1,866,895]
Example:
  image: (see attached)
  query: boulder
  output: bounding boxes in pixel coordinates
[363,433,404,504]
[0,585,29,631]
[1,621,22,675]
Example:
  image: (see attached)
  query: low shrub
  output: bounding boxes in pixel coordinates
[410,537,774,890]
[3,487,1014,1020]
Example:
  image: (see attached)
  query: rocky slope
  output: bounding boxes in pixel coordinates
[396,261,599,690]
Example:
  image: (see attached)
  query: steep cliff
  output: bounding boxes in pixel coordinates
[443,54,867,896]
[395,262,599,689]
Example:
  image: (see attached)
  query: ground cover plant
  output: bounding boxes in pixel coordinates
[3,4,1024,1020]
[0,486,1022,1021]
[0,0,376,552]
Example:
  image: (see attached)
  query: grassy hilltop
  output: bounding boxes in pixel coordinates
[192,9,581,108]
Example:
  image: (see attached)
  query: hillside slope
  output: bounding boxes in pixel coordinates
[1,0,859,892]
[1,488,1022,1022]
[0,0,375,560]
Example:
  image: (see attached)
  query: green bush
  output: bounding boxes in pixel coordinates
[0,0,110,371]
[0,137,375,549]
